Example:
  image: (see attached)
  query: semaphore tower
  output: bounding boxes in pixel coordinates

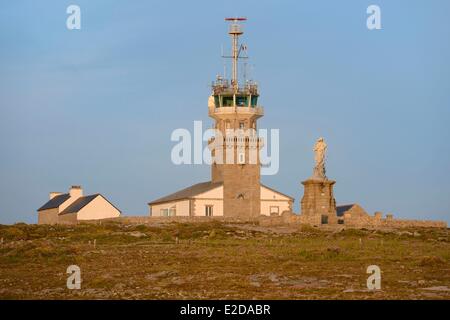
[208,18,264,218]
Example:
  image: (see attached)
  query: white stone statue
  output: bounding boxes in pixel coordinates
[312,137,327,179]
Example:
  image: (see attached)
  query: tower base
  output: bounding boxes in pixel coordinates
[300,178,337,225]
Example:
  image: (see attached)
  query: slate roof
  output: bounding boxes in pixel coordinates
[59,194,100,215]
[149,181,223,205]
[148,181,295,205]
[336,204,355,217]
[37,193,71,211]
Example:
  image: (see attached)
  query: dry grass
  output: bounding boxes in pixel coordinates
[0,221,449,299]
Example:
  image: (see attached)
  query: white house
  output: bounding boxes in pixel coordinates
[148,181,293,217]
[37,186,121,224]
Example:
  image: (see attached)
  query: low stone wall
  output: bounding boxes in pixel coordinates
[86,215,259,225]
[259,212,447,229]
[344,216,447,228]
[76,213,447,229]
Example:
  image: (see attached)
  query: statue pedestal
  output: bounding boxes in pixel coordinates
[300,178,337,225]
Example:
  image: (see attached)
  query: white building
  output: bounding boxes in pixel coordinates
[37,186,121,224]
[148,181,293,217]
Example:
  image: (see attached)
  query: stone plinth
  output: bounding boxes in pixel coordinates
[300,178,337,225]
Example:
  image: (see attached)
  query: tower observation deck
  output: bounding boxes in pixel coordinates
[209,18,263,118]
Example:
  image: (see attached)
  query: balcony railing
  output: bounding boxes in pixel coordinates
[208,105,264,116]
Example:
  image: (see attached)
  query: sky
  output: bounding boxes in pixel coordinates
[0,0,449,224]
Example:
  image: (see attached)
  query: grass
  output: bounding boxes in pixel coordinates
[0,221,449,299]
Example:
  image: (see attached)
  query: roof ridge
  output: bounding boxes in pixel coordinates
[59,194,100,215]
[37,193,71,212]
[149,181,223,205]
[261,183,294,200]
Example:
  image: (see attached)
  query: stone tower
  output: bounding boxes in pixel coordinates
[208,18,263,218]
[300,138,337,225]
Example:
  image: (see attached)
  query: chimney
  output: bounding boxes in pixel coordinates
[49,192,62,200]
[69,185,83,199]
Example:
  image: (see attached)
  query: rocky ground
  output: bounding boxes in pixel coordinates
[0,220,449,299]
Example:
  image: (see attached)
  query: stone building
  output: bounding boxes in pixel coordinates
[37,186,121,224]
[148,18,294,218]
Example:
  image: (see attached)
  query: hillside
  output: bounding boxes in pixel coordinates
[0,221,449,299]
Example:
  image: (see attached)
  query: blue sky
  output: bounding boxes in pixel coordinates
[0,0,449,224]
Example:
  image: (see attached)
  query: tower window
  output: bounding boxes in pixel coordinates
[251,96,258,107]
[223,96,234,107]
[236,95,248,106]
[238,152,245,164]
[214,96,220,108]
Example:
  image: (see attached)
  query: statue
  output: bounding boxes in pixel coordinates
[312,137,327,180]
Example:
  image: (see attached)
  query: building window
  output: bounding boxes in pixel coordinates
[270,206,279,216]
[239,122,245,129]
[321,215,329,224]
[205,205,213,217]
[160,207,176,217]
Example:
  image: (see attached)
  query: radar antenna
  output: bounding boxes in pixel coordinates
[223,17,248,92]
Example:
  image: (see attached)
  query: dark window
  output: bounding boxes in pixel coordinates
[321,215,329,224]
[251,96,258,106]
[214,96,220,108]
[236,95,248,106]
[223,96,234,106]
[205,205,213,217]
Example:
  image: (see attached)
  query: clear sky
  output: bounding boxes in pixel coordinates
[0,0,449,224]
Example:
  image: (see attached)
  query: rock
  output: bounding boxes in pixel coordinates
[129,231,147,238]
[268,273,279,283]
[419,256,445,266]
[327,246,341,254]
[397,231,413,236]
[421,286,450,292]
[146,270,177,281]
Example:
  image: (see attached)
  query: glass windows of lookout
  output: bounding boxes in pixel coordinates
[236,96,247,106]
[213,95,258,108]
[223,96,234,107]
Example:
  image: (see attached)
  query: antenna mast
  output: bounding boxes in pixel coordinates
[224,17,247,93]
